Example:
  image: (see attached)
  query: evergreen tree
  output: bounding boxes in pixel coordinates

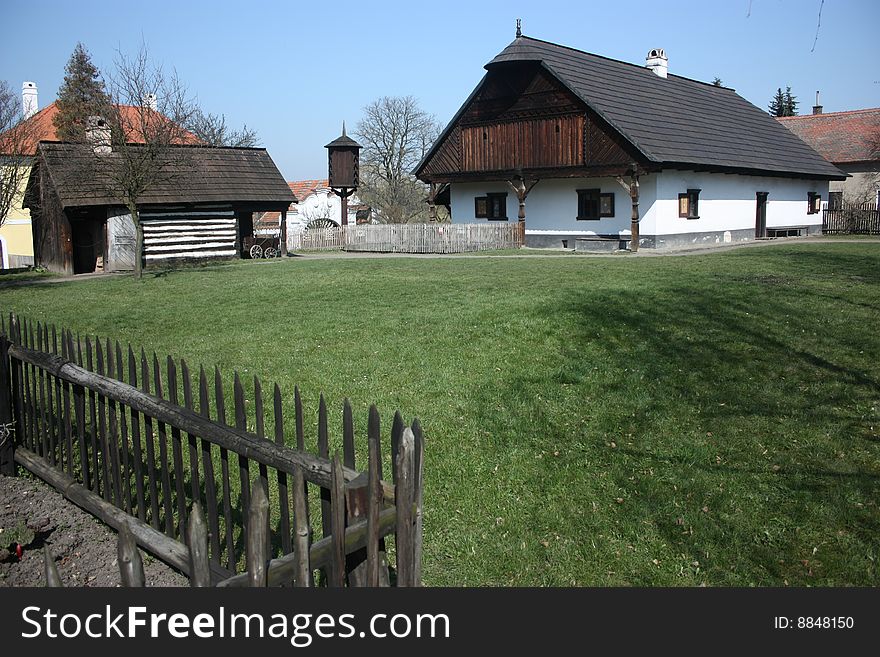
[783,86,799,116]
[53,43,111,142]
[768,87,786,116]
[712,77,723,87]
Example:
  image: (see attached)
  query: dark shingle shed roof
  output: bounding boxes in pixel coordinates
[29,142,297,209]
[419,35,845,180]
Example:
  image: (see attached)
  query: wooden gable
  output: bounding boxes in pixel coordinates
[418,63,640,181]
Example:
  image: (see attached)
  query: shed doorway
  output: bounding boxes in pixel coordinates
[70,217,103,274]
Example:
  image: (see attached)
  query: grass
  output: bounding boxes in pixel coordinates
[1,242,878,586]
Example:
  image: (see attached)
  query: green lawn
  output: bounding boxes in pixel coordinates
[2,243,878,586]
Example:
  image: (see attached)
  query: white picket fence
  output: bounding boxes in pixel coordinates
[287,223,524,254]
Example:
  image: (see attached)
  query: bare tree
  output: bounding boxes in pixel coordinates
[185,108,260,147]
[0,81,40,231]
[91,43,198,278]
[354,96,441,223]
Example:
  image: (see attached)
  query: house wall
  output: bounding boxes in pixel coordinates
[284,189,361,232]
[0,165,35,266]
[649,171,828,247]
[450,172,828,248]
[831,163,880,205]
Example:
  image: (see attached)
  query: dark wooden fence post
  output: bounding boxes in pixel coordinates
[187,502,212,587]
[43,546,63,587]
[247,483,269,587]
[0,333,15,476]
[395,428,416,587]
[117,525,146,587]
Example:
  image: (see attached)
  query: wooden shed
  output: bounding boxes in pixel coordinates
[24,142,297,274]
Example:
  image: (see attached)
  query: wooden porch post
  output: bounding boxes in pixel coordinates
[507,177,539,221]
[629,174,640,253]
[280,210,288,257]
[507,177,539,247]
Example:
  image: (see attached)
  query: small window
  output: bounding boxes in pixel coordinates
[807,192,822,214]
[678,189,700,219]
[476,193,507,220]
[475,197,488,218]
[577,188,616,221]
[827,191,842,210]
[577,189,600,220]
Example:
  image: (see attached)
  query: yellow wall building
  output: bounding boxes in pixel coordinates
[0,169,34,268]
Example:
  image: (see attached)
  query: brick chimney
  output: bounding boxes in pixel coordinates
[812,91,823,115]
[646,48,668,78]
[22,81,38,119]
[86,116,111,155]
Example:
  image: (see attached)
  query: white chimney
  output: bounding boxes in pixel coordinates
[142,93,158,111]
[86,116,111,155]
[646,48,668,78]
[22,81,38,119]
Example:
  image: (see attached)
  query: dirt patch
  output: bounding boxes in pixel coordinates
[0,473,187,587]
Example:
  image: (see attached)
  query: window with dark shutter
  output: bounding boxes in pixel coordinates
[807,192,822,214]
[486,193,508,220]
[576,188,600,220]
[679,189,700,219]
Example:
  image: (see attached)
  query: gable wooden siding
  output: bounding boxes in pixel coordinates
[417,63,640,181]
[461,115,584,171]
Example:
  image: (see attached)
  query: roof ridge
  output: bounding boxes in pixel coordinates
[514,35,735,90]
[778,107,880,120]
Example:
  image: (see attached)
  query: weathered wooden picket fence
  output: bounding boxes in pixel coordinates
[287,223,525,254]
[823,201,880,235]
[0,314,424,587]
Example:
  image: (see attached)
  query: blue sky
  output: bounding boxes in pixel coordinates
[2,0,878,180]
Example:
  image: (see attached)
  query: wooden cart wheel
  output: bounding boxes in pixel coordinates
[249,244,263,259]
[263,247,278,259]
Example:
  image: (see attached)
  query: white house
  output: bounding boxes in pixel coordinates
[415,34,846,249]
[256,179,369,235]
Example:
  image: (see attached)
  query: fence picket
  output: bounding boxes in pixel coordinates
[128,346,146,522]
[115,343,131,514]
[152,353,175,537]
[181,361,201,518]
[214,366,236,572]
[274,383,291,558]
[95,340,113,504]
[233,372,252,547]
[253,376,270,557]
[104,339,124,509]
[141,349,161,530]
[199,366,222,564]
[167,357,187,537]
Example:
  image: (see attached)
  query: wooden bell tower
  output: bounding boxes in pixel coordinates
[325,123,362,226]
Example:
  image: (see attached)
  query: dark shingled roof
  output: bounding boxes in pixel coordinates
[421,35,845,180]
[30,141,297,209]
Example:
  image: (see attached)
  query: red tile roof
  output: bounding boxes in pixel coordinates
[288,179,329,201]
[257,180,329,225]
[777,108,880,164]
[2,101,200,155]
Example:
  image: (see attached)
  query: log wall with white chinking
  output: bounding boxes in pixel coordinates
[140,207,238,265]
